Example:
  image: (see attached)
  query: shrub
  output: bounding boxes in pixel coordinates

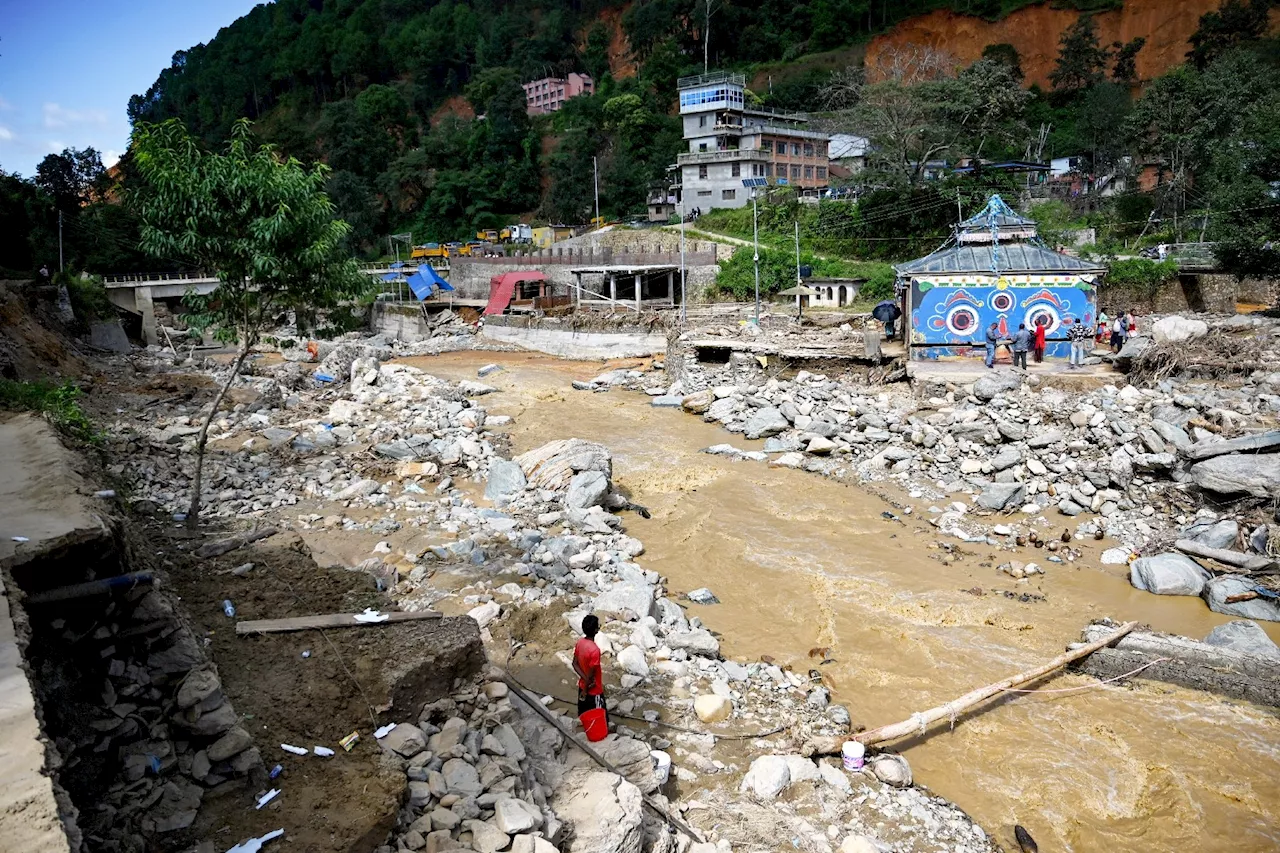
[1106,257,1179,294]
[0,379,100,444]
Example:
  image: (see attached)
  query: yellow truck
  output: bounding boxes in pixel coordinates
[410,242,448,260]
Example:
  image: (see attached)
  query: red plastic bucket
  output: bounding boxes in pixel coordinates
[580,707,608,742]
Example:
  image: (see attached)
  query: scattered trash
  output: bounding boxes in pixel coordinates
[842,741,865,771]
[148,754,162,774]
[268,764,283,779]
[94,489,116,499]
[222,599,236,618]
[226,828,285,853]
[404,483,426,494]
[313,746,335,757]
[478,363,502,377]
[313,373,335,384]
[231,562,254,576]
[686,587,720,605]
[11,536,29,543]
[339,731,360,751]
[280,744,308,756]
[255,789,280,809]
[301,650,311,658]
[172,512,186,522]
[374,723,398,739]
[649,750,672,785]
[353,608,389,623]
[880,511,898,521]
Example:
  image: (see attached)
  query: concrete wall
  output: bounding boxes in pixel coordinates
[1100,274,1280,315]
[449,259,722,304]
[480,325,667,359]
[552,229,735,261]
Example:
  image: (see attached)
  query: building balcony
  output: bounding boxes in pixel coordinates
[678,71,746,89]
[677,149,769,166]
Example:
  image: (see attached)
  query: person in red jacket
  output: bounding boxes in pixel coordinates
[1032,316,1047,364]
[573,613,607,723]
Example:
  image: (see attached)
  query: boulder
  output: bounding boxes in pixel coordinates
[1203,576,1280,622]
[1026,429,1063,449]
[807,436,837,455]
[1183,518,1239,550]
[516,439,613,491]
[493,798,542,834]
[617,645,650,678]
[442,758,483,798]
[556,772,643,853]
[206,727,253,762]
[976,482,1025,511]
[594,735,659,793]
[972,371,1022,401]
[681,390,714,414]
[1116,335,1151,360]
[1151,316,1209,344]
[840,837,880,853]
[1109,449,1134,489]
[694,694,732,723]
[818,762,853,795]
[867,753,912,788]
[465,820,509,853]
[592,583,655,621]
[1129,554,1210,597]
[485,460,527,503]
[665,628,719,657]
[743,407,789,440]
[739,755,790,800]
[468,601,501,629]
[566,470,610,510]
[1191,455,1280,498]
[1203,620,1280,658]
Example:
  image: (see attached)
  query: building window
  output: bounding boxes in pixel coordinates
[699,115,706,127]
[697,190,713,197]
[722,189,736,200]
[804,166,813,179]
[792,143,801,155]
[817,143,826,157]
[731,163,741,177]
[765,163,773,177]
[699,143,708,152]
[791,165,801,180]
[699,165,708,179]
[817,166,827,179]
[804,143,814,157]
[761,140,772,153]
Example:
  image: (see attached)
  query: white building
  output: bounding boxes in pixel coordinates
[674,72,833,211]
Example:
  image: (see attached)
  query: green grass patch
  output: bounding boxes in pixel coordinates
[715,245,896,302]
[0,379,100,444]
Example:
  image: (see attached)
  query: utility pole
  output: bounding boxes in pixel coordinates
[752,189,760,325]
[593,156,600,228]
[794,220,802,320]
[679,193,687,325]
[956,191,963,224]
[58,210,64,273]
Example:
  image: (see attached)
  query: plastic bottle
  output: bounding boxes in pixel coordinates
[222,599,236,618]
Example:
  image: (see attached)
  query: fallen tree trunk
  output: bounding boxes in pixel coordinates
[802,621,1138,756]
[1072,621,1280,707]
[194,527,278,558]
[1182,430,1280,461]
[1174,539,1275,573]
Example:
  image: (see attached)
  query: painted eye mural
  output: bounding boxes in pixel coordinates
[945,303,980,336]
[1022,289,1064,334]
[922,288,984,340]
[990,291,1015,313]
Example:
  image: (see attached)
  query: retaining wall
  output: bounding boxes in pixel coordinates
[1100,274,1279,316]
[480,324,667,359]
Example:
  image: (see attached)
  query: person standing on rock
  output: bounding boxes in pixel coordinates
[1111,314,1127,353]
[573,614,608,738]
[984,321,1000,369]
[1011,323,1031,370]
[1032,315,1047,364]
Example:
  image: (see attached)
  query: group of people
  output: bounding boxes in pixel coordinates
[986,315,1098,370]
[1098,309,1139,353]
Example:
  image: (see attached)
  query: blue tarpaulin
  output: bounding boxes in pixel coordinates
[404,272,434,300]
[381,272,402,282]
[421,264,454,291]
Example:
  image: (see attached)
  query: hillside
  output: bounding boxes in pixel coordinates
[868,0,1280,87]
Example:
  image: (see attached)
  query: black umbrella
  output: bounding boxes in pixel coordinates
[872,300,900,322]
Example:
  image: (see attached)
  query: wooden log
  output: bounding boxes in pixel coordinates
[236,610,442,635]
[1174,539,1274,573]
[802,621,1138,756]
[1073,622,1280,707]
[195,527,278,558]
[495,671,705,844]
[1182,430,1280,461]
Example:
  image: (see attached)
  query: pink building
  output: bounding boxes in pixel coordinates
[523,73,594,115]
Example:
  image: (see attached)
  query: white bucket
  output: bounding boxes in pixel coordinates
[842,741,865,772]
[650,749,672,786]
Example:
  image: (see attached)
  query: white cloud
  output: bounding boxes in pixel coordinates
[0,126,13,141]
[43,103,108,129]
[102,149,121,169]
[47,140,66,153]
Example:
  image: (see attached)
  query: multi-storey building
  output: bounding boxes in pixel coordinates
[673,72,832,211]
[522,73,595,116]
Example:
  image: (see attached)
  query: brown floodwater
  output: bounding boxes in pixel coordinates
[402,351,1280,853]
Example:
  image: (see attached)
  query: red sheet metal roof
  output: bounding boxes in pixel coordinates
[484,271,548,315]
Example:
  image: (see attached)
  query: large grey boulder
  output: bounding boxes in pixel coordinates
[1191,455,1280,498]
[516,438,612,490]
[976,481,1025,511]
[665,628,720,657]
[1203,576,1280,622]
[1129,554,1210,596]
[485,459,527,502]
[739,755,791,800]
[1182,518,1239,550]
[743,407,789,440]
[1203,620,1280,658]
[556,772,643,853]
[1152,316,1208,343]
[1116,335,1150,360]
[972,371,1022,401]
[1109,448,1134,489]
[1152,419,1192,449]
[566,470,610,509]
[1026,429,1064,449]
[592,582,655,620]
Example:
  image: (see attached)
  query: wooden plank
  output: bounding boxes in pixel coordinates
[236,610,442,635]
[195,527,278,558]
[1183,430,1280,461]
[1174,539,1275,572]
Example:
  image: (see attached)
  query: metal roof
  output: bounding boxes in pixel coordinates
[956,194,1035,230]
[896,242,1106,275]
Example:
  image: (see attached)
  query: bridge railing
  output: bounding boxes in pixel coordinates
[1166,243,1218,269]
[101,271,219,287]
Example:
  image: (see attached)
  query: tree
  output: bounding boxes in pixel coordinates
[35,147,106,212]
[130,119,367,526]
[1049,15,1111,94]
[1111,36,1146,83]
[1187,0,1273,70]
[981,43,1023,83]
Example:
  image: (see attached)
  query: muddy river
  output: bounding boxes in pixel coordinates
[404,351,1280,853]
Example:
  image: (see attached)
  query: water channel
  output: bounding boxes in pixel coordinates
[404,351,1280,853]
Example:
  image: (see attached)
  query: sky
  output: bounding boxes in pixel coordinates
[0,0,263,177]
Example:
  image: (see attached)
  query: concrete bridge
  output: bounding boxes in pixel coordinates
[101,264,429,345]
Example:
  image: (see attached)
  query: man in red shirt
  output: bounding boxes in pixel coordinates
[573,613,606,720]
[1032,316,1047,364]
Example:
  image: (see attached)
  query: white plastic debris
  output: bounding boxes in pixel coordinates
[280,744,308,755]
[93,490,116,498]
[226,828,284,853]
[11,536,29,543]
[255,789,280,809]
[374,723,398,739]
[313,746,335,757]
[354,608,389,624]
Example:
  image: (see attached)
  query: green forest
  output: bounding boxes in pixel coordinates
[0,0,1277,286]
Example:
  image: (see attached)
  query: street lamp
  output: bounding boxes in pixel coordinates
[743,178,766,324]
